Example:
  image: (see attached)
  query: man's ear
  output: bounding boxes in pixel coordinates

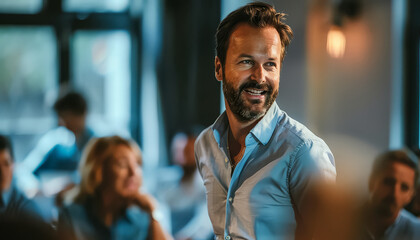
[215,56,223,82]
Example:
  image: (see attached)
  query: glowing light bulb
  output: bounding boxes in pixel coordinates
[327,26,346,58]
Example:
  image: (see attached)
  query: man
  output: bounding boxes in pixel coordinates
[194,2,336,240]
[0,135,43,219]
[362,150,420,240]
[159,129,213,240]
[35,91,94,174]
[16,91,95,210]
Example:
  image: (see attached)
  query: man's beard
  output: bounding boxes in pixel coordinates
[371,195,399,220]
[222,75,278,122]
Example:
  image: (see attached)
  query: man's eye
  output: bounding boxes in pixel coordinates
[240,60,253,64]
[401,184,410,192]
[266,62,276,67]
[114,161,128,168]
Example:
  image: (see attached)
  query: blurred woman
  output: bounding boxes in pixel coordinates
[58,136,172,240]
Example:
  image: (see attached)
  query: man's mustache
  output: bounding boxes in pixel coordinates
[238,81,272,94]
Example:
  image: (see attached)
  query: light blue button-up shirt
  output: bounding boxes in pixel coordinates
[58,198,151,240]
[195,102,336,240]
[381,209,420,240]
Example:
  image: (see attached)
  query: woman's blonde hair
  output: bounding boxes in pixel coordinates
[74,135,142,203]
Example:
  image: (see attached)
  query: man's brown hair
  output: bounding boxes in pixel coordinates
[369,149,419,188]
[215,1,293,67]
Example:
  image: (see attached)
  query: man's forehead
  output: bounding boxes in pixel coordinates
[380,162,416,182]
[227,25,282,60]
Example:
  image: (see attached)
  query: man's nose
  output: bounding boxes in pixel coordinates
[251,65,266,84]
[391,184,400,198]
[127,164,138,176]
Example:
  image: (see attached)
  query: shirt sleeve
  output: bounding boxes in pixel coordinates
[288,140,336,237]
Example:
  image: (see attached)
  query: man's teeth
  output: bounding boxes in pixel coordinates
[245,89,264,95]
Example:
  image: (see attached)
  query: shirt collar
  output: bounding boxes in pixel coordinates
[212,102,283,147]
[249,102,282,145]
[1,185,14,207]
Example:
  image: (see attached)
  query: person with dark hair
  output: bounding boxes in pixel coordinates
[15,91,96,217]
[194,2,336,239]
[360,149,420,240]
[0,135,43,220]
[36,91,94,174]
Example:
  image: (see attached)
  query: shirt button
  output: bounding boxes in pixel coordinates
[225,236,231,240]
[228,197,233,203]
[225,158,228,163]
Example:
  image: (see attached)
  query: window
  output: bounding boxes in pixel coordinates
[0,0,43,14]
[0,26,57,161]
[63,0,129,12]
[72,30,131,136]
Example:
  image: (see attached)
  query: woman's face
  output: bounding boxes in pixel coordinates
[102,144,142,198]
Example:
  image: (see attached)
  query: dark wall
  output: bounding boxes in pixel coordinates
[158,0,221,145]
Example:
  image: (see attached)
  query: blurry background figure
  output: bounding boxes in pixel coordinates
[361,150,420,240]
[36,91,94,175]
[15,90,95,220]
[58,135,171,240]
[406,185,420,218]
[156,127,213,240]
[0,135,44,220]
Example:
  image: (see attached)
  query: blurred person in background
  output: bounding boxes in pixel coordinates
[157,127,213,240]
[58,136,171,240]
[360,149,420,240]
[0,135,44,220]
[16,91,95,210]
[34,91,94,179]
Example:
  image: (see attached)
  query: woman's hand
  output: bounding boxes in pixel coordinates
[130,192,157,214]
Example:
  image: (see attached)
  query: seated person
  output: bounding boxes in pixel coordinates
[0,135,43,220]
[361,149,420,240]
[16,91,95,204]
[58,136,172,240]
[157,129,213,240]
[35,91,94,176]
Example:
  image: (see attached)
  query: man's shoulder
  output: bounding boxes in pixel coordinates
[195,125,216,147]
[273,112,328,150]
[8,187,32,207]
[388,209,420,238]
[399,209,420,227]
[4,187,44,220]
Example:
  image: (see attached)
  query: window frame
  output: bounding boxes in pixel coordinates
[404,0,420,154]
[0,0,142,141]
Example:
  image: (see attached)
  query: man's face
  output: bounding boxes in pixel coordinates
[0,149,14,191]
[369,162,415,220]
[215,24,282,122]
[57,111,86,136]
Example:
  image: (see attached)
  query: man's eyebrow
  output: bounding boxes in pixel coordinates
[237,54,279,61]
[237,54,253,59]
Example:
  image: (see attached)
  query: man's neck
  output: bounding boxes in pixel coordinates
[225,108,261,147]
[366,207,399,238]
[225,104,264,165]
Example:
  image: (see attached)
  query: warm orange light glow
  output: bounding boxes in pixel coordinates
[327,26,346,58]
